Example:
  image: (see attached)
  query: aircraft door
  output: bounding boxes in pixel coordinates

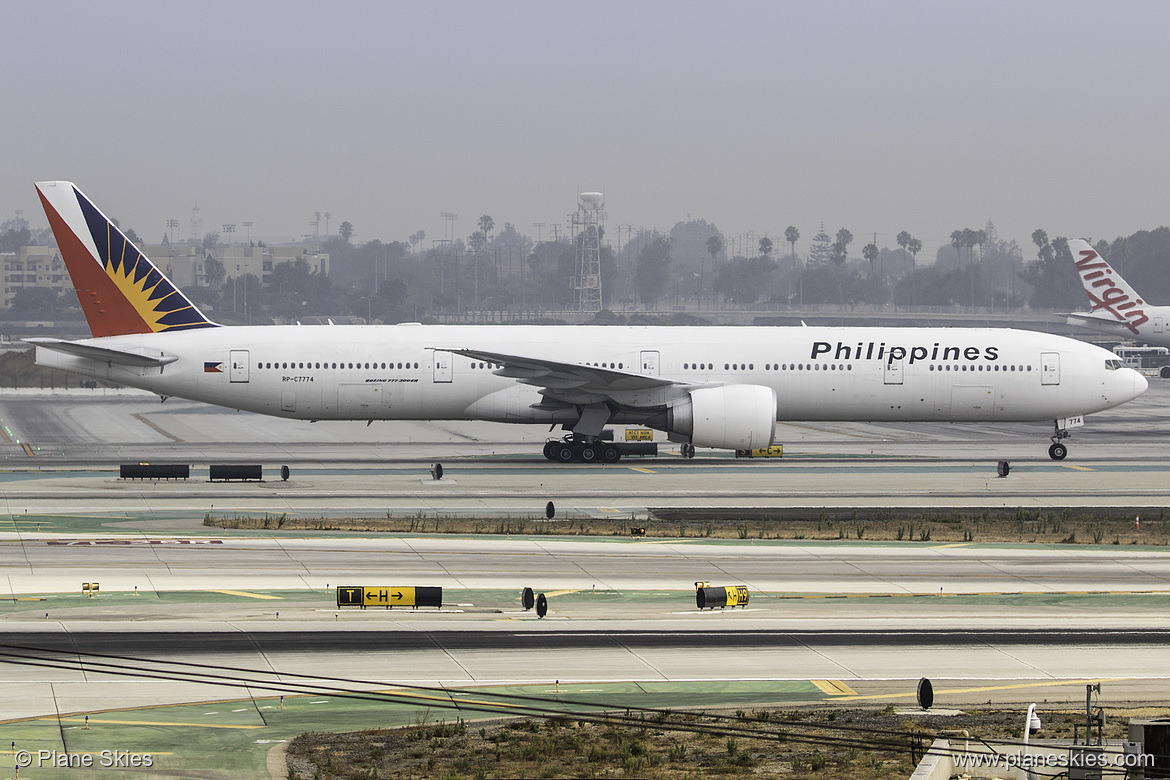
[883,358,903,385]
[1155,317,1164,334]
[433,350,453,383]
[640,350,660,376]
[1041,352,1060,385]
[229,350,250,383]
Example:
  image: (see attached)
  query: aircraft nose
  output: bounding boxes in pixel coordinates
[1134,370,1149,398]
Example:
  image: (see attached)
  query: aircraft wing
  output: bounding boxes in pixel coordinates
[440,347,686,407]
[25,338,179,367]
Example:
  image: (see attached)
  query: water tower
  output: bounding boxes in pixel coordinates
[572,191,605,312]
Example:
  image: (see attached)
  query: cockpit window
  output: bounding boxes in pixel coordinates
[1105,359,1126,370]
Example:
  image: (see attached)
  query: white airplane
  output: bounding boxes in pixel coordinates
[1066,237,1170,347]
[30,181,1146,462]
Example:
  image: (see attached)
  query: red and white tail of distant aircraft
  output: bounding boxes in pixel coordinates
[30,181,1147,462]
[1066,237,1170,347]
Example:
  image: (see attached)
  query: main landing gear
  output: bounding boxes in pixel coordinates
[543,434,622,464]
[1048,419,1070,461]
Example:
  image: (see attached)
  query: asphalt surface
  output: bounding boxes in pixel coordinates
[2,384,1170,723]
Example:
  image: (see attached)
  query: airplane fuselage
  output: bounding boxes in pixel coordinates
[1069,305,1170,348]
[35,324,1143,426]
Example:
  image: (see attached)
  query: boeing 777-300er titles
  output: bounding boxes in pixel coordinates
[30,181,1147,462]
[1066,237,1170,350]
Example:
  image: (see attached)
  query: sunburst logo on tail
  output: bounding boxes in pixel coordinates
[36,181,217,337]
[76,193,215,332]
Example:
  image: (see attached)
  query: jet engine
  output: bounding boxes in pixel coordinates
[654,384,776,450]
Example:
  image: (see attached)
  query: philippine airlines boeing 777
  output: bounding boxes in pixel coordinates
[30,181,1146,462]
[1066,237,1170,348]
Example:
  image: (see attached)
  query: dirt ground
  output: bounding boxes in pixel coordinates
[208,505,1170,547]
[285,703,1164,779]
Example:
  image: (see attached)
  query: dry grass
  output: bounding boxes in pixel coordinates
[284,705,1154,779]
[205,506,1170,546]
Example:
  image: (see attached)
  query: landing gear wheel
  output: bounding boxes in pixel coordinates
[682,443,696,459]
[602,444,621,463]
[543,441,558,460]
[579,444,600,463]
[1048,442,1068,460]
[555,444,576,463]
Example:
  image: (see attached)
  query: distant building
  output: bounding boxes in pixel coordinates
[140,244,213,289]
[215,245,329,287]
[2,246,70,307]
[2,239,330,310]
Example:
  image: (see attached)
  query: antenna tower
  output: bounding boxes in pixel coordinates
[190,202,203,245]
[572,191,605,312]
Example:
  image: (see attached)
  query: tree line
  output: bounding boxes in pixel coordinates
[4,213,1170,322]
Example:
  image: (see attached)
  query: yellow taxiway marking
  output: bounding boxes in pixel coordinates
[50,717,263,729]
[1062,464,1094,471]
[542,589,582,598]
[0,425,11,443]
[374,690,522,709]
[211,590,283,600]
[834,677,1129,702]
[932,543,970,548]
[628,467,656,474]
[813,679,857,696]
[21,442,34,457]
[774,589,1168,600]
[1,750,174,756]
[599,507,619,513]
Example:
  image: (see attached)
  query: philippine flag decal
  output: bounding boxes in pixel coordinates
[204,362,224,373]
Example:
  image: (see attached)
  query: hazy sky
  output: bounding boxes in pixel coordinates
[5,1,1170,261]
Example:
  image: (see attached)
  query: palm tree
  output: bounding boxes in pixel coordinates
[758,236,773,257]
[907,237,921,269]
[896,231,911,254]
[703,234,722,310]
[832,228,852,306]
[950,230,964,267]
[863,242,879,277]
[785,226,800,305]
[478,215,494,246]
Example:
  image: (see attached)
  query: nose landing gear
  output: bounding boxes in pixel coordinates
[1048,419,1070,460]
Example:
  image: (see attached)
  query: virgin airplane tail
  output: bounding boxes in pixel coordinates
[1066,238,1151,337]
[35,181,217,337]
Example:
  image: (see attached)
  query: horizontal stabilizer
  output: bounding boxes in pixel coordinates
[25,337,179,367]
[1065,312,1139,335]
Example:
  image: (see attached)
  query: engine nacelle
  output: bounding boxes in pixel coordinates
[659,384,776,450]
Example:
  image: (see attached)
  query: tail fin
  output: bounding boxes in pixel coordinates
[1067,237,1150,335]
[35,181,217,337]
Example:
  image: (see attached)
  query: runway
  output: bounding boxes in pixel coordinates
[1,382,1169,767]
[1,383,1169,520]
[2,626,1167,723]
